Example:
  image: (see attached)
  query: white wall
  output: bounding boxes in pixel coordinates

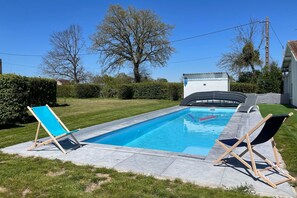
[291,59,297,106]
[183,79,229,98]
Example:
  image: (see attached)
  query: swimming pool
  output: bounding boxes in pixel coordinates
[84,108,235,156]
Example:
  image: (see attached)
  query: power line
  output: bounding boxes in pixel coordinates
[0,52,100,57]
[0,21,264,57]
[171,21,263,43]
[5,62,39,68]
[269,22,284,50]
[3,55,221,69]
[0,52,42,57]
[169,56,220,64]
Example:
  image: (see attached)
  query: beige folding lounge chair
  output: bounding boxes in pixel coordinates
[27,105,81,154]
[214,113,295,188]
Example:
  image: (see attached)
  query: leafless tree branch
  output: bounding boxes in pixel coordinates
[42,24,87,83]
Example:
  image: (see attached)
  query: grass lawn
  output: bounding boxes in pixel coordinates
[2,99,294,197]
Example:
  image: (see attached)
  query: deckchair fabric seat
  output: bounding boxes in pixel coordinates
[220,138,247,147]
[220,114,289,147]
[31,106,68,136]
[28,105,81,154]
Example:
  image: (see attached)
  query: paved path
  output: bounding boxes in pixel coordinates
[1,107,296,197]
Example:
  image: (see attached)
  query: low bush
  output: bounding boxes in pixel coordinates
[118,84,134,99]
[230,82,258,93]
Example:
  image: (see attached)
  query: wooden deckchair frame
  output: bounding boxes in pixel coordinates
[27,104,81,154]
[214,113,295,188]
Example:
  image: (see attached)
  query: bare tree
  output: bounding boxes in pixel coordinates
[90,5,175,82]
[42,24,87,83]
[218,19,264,75]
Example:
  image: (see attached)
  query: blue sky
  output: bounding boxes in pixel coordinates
[1,0,296,82]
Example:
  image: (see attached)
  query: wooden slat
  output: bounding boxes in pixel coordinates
[274,178,292,185]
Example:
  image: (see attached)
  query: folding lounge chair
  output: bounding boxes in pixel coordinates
[27,105,81,154]
[214,113,295,188]
[236,94,259,113]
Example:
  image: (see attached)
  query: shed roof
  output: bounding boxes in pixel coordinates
[183,72,229,79]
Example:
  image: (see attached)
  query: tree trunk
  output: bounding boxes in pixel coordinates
[73,67,79,83]
[133,63,141,83]
[250,64,255,74]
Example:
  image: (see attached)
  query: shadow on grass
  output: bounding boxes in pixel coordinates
[1,115,37,129]
[53,103,69,107]
[0,124,24,130]
[282,104,296,109]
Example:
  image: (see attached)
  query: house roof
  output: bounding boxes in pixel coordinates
[288,40,297,59]
[183,72,229,79]
[282,40,297,71]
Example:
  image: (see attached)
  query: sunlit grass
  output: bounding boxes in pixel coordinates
[0,152,260,198]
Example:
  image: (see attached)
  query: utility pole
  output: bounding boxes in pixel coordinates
[265,17,270,70]
[0,59,2,74]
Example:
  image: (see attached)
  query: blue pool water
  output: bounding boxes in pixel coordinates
[85,108,235,156]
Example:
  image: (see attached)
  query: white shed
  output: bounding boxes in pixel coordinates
[183,72,230,98]
[282,40,297,106]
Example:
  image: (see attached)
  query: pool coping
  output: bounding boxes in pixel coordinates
[1,106,296,197]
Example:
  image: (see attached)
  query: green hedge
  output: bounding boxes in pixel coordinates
[75,84,100,98]
[132,82,168,99]
[0,74,30,125]
[118,84,134,99]
[230,82,258,93]
[57,85,75,97]
[100,84,118,98]
[58,82,183,100]
[117,82,183,100]
[0,74,56,125]
[28,77,56,106]
[168,83,182,101]
[57,84,101,98]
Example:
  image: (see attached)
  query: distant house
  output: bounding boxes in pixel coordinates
[282,40,297,106]
[56,79,70,85]
[183,72,230,98]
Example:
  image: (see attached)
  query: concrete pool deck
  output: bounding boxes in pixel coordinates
[1,106,296,197]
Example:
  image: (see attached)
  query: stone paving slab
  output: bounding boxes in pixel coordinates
[1,106,296,197]
[114,153,176,175]
[161,158,224,187]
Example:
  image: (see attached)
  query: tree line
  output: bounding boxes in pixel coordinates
[42,6,283,93]
[42,5,174,83]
